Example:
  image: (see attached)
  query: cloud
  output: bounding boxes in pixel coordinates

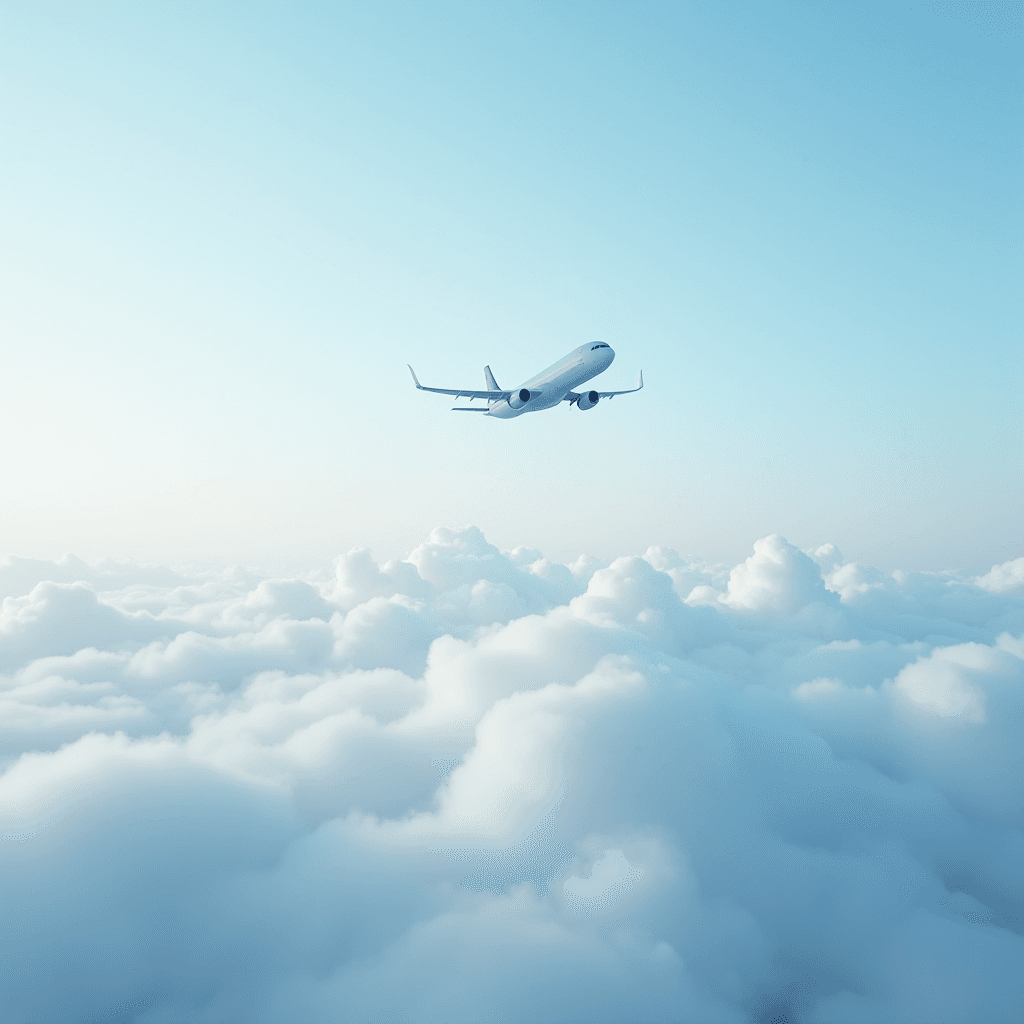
[563,848,645,912]
[0,581,175,669]
[720,533,835,614]
[977,556,1024,594]
[1,527,1023,1022]
[890,639,1020,723]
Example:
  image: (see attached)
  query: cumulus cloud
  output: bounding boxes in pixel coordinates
[1,527,1023,1023]
[977,556,1024,594]
[721,534,835,614]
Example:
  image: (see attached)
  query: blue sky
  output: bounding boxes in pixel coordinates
[1,1,1020,571]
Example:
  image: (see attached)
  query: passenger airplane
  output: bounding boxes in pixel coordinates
[407,342,642,419]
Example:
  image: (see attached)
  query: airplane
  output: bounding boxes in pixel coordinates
[407,342,642,419]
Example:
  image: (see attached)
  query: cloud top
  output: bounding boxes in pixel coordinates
[977,555,1024,594]
[1,527,1023,1023]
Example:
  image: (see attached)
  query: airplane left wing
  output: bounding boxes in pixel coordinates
[408,365,511,401]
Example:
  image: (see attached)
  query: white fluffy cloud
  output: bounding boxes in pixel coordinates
[977,556,1024,594]
[1,529,1023,1023]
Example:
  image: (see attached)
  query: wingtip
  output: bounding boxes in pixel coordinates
[638,370,643,389]
[407,364,422,388]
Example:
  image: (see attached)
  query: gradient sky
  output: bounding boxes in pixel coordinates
[1,1,1020,572]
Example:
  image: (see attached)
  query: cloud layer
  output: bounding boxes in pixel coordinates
[2,528,1023,1023]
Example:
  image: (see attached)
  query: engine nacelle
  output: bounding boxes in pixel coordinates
[507,388,532,409]
[576,390,599,411]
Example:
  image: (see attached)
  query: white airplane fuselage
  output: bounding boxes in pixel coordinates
[486,342,615,418]
[408,342,641,417]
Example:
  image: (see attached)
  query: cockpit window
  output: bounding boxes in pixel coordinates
[590,343,610,350]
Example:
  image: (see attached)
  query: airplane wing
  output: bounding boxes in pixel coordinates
[408,365,511,400]
[563,371,644,403]
[599,371,643,399]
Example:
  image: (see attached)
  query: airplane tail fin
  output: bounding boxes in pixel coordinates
[484,365,501,392]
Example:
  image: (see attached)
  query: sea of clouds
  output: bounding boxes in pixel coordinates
[2,527,1023,1023]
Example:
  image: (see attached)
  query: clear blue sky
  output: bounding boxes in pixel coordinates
[1,1,1020,571]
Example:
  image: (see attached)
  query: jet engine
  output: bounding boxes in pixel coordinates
[507,388,532,409]
[576,390,599,410]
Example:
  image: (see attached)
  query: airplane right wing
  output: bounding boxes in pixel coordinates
[598,371,643,399]
[564,371,644,404]
[408,365,511,401]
